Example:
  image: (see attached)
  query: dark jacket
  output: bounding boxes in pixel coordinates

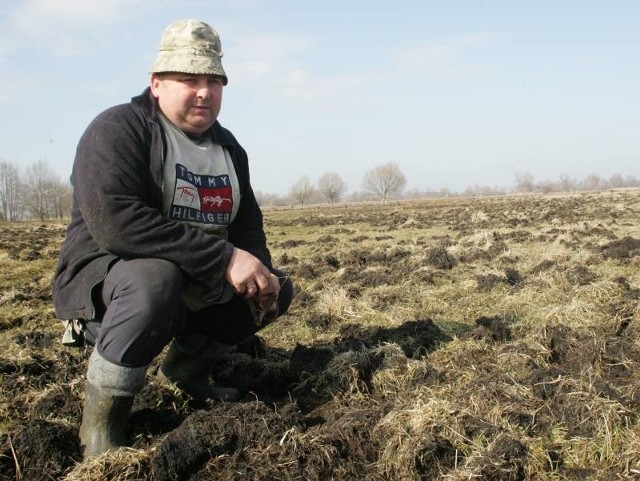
[53,88,271,321]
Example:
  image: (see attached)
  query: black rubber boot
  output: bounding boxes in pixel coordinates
[79,350,147,458]
[79,383,134,458]
[157,338,240,402]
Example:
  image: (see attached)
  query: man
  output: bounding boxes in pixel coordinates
[52,19,293,458]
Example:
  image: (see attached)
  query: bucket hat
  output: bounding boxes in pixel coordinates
[150,19,228,84]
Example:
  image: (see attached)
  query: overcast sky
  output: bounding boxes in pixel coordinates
[0,0,638,195]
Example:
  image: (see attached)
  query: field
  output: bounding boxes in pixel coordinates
[2,189,640,480]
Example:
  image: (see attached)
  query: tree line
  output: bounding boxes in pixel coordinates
[0,158,408,221]
[283,162,407,207]
[2,157,638,219]
[261,165,640,207]
[0,159,72,221]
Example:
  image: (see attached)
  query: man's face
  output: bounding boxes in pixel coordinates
[150,73,224,135]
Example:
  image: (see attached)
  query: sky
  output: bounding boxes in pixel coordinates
[0,0,638,195]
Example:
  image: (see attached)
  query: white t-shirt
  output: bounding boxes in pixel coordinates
[160,114,240,240]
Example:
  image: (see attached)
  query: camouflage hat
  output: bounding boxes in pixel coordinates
[150,19,228,84]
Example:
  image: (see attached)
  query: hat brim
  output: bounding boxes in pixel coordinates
[150,55,228,85]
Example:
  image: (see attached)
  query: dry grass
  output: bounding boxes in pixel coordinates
[3,190,640,480]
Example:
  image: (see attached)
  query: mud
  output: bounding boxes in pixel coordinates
[3,192,640,480]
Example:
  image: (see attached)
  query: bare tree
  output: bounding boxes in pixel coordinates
[624,175,640,188]
[438,187,451,198]
[514,171,535,193]
[22,160,61,221]
[609,173,624,189]
[255,191,288,207]
[362,162,407,203]
[289,175,315,207]
[558,174,575,193]
[583,173,602,191]
[538,180,555,194]
[462,183,506,197]
[318,172,347,205]
[0,159,23,221]
[53,181,73,219]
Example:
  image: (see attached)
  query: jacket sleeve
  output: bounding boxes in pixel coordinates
[224,132,273,269]
[72,108,235,285]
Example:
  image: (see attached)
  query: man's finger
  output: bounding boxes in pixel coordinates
[259,292,278,312]
[253,271,275,294]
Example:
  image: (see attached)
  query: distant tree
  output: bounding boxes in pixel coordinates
[583,173,602,191]
[463,184,505,197]
[609,173,624,189]
[362,162,407,203]
[318,172,347,205]
[0,159,23,221]
[289,175,315,207]
[404,187,426,199]
[624,175,640,188]
[345,190,376,203]
[22,159,61,221]
[514,172,535,193]
[538,181,555,194]
[53,181,73,219]
[437,187,451,198]
[558,174,575,193]
[255,191,289,207]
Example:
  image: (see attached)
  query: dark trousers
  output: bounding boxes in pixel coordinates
[84,258,293,367]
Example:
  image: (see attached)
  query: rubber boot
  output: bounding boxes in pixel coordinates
[157,336,240,402]
[79,350,147,458]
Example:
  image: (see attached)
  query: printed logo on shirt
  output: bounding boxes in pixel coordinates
[169,163,233,225]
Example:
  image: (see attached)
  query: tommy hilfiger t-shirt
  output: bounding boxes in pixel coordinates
[159,114,240,309]
[160,114,240,240]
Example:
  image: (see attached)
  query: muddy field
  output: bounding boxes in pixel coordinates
[2,189,640,480]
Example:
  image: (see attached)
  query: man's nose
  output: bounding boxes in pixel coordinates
[196,86,211,98]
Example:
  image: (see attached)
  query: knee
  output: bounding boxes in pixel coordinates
[127,258,185,338]
[118,258,182,315]
[97,259,185,364]
[139,258,182,300]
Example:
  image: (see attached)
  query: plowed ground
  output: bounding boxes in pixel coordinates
[2,190,640,480]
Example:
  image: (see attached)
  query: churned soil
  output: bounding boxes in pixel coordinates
[3,190,640,480]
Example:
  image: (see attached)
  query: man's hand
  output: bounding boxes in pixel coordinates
[225,248,279,312]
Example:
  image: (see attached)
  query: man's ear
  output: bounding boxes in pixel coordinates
[149,74,162,98]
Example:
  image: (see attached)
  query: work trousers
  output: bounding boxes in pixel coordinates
[83,258,293,367]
